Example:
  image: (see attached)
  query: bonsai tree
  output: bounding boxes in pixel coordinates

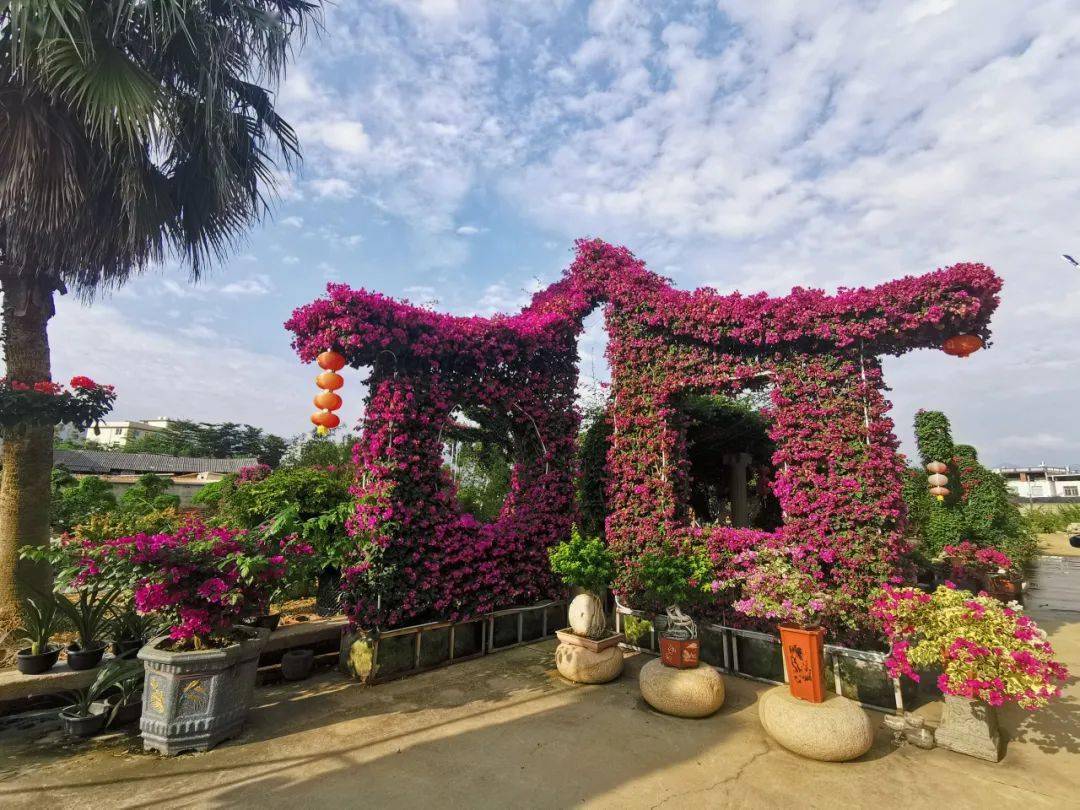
[549,528,616,639]
[904,410,1036,571]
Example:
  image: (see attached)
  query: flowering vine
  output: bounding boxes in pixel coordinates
[0,375,115,430]
[287,239,1000,635]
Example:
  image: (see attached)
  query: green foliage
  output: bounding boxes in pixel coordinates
[64,658,143,720]
[1025,504,1080,534]
[548,528,616,595]
[118,473,180,514]
[622,614,653,646]
[281,433,357,468]
[634,545,713,610]
[124,421,287,467]
[49,469,116,533]
[52,585,121,648]
[904,410,1038,567]
[576,405,612,539]
[18,593,64,655]
[913,410,954,464]
[72,507,183,546]
[452,440,511,522]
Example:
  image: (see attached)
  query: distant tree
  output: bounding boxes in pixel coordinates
[118,473,180,514]
[125,421,287,466]
[281,433,358,468]
[49,469,116,533]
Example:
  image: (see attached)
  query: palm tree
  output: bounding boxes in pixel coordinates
[0,0,319,622]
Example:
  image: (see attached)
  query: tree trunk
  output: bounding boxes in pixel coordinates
[0,272,55,626]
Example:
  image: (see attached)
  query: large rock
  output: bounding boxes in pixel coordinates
[934,694,1001,762]
[639,658,725,718]
[568,592,607,639]
[555,642,624,684]
[758,686,874,762]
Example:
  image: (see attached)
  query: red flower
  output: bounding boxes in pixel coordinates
[69,375,97,390]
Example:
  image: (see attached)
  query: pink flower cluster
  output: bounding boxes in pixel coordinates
[237,463,272,484]
[942,541,1014,575]
[287,239,1001,636]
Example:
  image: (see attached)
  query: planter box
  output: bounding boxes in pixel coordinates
[341,600,565,685]
[138,626,269,756]
[555,629,624,652]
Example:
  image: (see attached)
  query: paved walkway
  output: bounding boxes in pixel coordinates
[0,609,1077,809]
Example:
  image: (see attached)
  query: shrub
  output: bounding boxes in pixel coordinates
[49,470,117,533]
[719,546,830,628]
[1025,504,1080,534]
[872,584,1068,709]
[548,528,616,596]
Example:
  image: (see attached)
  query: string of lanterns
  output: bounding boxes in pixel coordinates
[926,460,949,501]
[941,334,983,358]
[311,349,345,436]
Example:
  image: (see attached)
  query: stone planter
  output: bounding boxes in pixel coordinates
[639,658,725,718]
[554,628,624,652]
[934,693,1001,762]
[138,626,269,756]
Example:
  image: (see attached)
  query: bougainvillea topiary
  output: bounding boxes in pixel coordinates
[287,239,1001,636]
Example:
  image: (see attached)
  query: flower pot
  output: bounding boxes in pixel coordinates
[66,642,107,671]
[659,635,700,669]
[280,649,315,681]
[983,575,1022,605]
[315,566,342,616]
[112,638,145,659]
[16,646,61,675]
[138,625,269,756]
[105,695,143,727]
[244,613,282,632]
[778,624,826,703]
[555,628,625,652]
[934,694,1001,761]
[60,706,109,738]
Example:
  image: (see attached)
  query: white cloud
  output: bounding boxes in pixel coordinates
[309,177,357,199]
[282,255,300,265]
[280,216,305,228]
[455,225,487,236]
[218,275,274,296]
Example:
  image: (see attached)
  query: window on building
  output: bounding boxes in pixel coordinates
[1065,486,1079,497]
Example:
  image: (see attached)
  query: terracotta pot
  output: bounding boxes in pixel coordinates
[779,624,826,703]
[983,575,1022,605]
[659,635,699,669]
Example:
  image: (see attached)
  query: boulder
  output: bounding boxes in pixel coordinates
[758,686,874,762]
[568,592,607,639]
[555,642,624,684]
[639,658,725,718]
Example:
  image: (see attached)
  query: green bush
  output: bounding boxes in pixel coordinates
[576,406,611,539]
[1025,504,1080,534]
[548,528,616,595]
[49,469,117,533]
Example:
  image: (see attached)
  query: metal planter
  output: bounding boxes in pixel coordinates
[138,626,269,756]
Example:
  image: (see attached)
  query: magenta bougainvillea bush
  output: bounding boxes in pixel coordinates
[287,239,1000,635]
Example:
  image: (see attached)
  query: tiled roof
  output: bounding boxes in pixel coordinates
[53,450,259,475]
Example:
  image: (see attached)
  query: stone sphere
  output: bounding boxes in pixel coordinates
[555,642,624,684]
[758,686,875,762]
[568,592,607,639]
[639,658,725,718]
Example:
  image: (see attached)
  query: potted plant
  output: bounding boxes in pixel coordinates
[240,511,320,630]
[15,593,64,675]
[939,542,1020,603]
[633,544,714,669]
[100,658,146,726]
[549,528,619,648]
[872,583,1068,761]
[54,584,120,670]
[59,659,144,737]
[66,521,292,755]
[721,546,830,701]
[110,607,158,658]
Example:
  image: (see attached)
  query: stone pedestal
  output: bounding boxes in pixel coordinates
[555,643,624,684]
[639,659,725,718]
[934,694,1001,762]
[758,686,874,762]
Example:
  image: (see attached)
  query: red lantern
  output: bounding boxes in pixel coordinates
[314,391,342,411]
[317,350,346,371]
[942,334,983,358]
[927,473,948,487]
[930,485,950,499]
[925,461,947,474]
[311,411,341,429]
[316,371,344,391]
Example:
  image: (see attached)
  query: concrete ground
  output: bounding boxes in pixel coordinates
[0,609,1077,809]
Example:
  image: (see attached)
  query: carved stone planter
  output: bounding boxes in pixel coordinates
[934,694,1002,762]
[138,626,269,756]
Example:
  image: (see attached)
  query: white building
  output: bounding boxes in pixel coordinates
[993,465,1080,501]
[84,417,174,448]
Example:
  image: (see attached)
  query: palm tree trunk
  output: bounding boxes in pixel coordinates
[0,272,55,625]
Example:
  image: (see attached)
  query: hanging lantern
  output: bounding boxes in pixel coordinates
[925,461,947,474]
[317,350,346,371]
[942,334,983,358]
[927,473,949,487]
[310,349,346,435]
[316,371,344,391]
[314,391,343,411]
[929,485,950,500]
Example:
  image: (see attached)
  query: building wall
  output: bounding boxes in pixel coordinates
[84,421,164,448]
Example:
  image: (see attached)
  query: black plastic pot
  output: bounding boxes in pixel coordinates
[16,646,61,675]
[244,613,282,632]
[111,638,145,659]
[66,643,107,671]
[60,706,108,738]
[315,566,342,616]
[280,648,314,681]
[105,695,143,726]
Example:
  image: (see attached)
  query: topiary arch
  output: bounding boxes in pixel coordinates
[287,239,1001,634]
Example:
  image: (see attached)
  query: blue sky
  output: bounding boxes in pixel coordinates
[49,0,1080,465]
